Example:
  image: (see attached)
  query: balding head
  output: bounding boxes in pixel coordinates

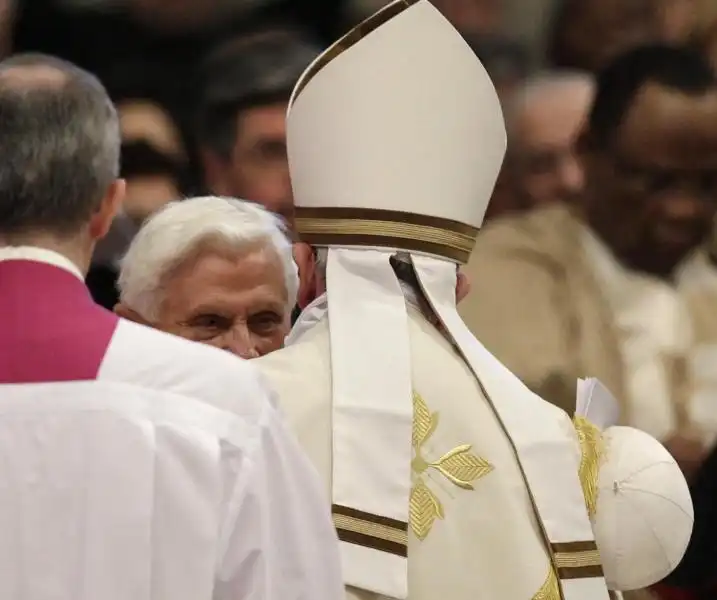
[505,71,595,209]
[0,53,121,239]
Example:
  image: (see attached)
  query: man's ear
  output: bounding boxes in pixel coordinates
[89,179,126,241]
[456,270,471,303]
[114,302,149,325]
[293,242,317,309]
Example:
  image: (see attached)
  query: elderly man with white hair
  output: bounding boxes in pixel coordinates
[116,196,297,358]
[503,70,595,212]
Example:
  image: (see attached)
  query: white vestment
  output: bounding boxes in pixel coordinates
[0,247,344,600]
[256,302,561,600]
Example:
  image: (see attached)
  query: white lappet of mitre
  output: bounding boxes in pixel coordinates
[289,2,607,599]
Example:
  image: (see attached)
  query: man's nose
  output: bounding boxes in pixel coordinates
[221,326,260,359]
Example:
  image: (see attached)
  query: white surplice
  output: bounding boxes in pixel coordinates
[0,247,344,600]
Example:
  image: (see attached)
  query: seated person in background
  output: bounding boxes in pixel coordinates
[461,45,717,477]
[88,99,187,309]
[196,30,318,229]
[489,71,595,219]
[115,196,295,358]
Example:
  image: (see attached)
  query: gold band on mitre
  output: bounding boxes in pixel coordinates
[295,206,479,264]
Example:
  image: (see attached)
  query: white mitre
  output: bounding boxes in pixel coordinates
[286,1,505,598]
[572,417,694,591]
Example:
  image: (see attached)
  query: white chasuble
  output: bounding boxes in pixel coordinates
[413,256,609,600]
[263,302,564,600]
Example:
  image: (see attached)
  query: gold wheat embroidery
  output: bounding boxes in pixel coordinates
[573,416,605,518]
[409,392,494,540]
[532,567,561,600]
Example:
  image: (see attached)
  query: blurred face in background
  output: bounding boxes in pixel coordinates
[580,83,717,277]
[507,79,594,210]
[204,101,293,226]
[92,101,184,267]
[557,0,661,72]
[118,100,185,224]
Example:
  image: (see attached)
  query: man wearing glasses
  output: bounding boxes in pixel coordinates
[461,44,717,482]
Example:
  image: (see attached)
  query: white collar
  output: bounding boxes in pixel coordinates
[285,293,328,346]
[0,246,84,281]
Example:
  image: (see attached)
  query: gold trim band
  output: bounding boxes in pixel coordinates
[551,541,604,580]
[296,207,478,263]
[332,504,409,557]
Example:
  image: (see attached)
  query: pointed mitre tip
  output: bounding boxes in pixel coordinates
[287,0,507,260]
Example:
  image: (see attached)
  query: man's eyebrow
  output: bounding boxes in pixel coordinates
[186,302,231,316]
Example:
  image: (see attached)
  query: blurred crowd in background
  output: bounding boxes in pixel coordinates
[0,0,711,298]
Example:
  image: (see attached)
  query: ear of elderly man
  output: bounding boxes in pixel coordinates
[115,195,471,358]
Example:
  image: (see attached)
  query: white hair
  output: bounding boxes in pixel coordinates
[118,196,298,320]
[506,70,595,134]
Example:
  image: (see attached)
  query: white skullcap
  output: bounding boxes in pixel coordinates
[592,426,693,591]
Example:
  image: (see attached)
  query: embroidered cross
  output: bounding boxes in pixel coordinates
[409,391,494,540]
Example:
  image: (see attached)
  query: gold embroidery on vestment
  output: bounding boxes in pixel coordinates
[410,392,493,540]
[573,416,605,517]
[532,566,560,600]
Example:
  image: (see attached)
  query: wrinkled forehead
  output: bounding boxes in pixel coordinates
[617,83,717,168]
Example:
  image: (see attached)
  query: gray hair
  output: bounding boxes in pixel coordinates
[0,53,120,236]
